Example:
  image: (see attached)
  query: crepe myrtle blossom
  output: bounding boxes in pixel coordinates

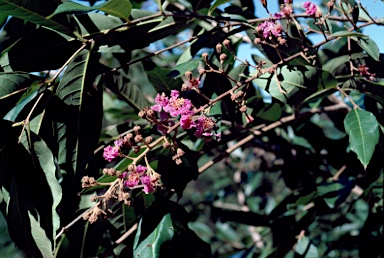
[119,165,160,194]
[151,90,194,117]
[195,115,221,141]
[103,139,123,162]
[258,20,283,38]
[303,1,317,15]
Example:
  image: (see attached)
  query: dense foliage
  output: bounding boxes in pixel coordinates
[0,0,383,257]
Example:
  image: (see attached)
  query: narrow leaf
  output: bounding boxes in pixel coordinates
[344,109,380,168]
[330,31,366,38]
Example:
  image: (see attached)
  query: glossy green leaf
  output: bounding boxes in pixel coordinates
[48,0,132,20]
[353,36,380,61]
[0,0,73,35]
[133,213,174,257]
[344,109,380,168]
[252,65,338,104]
[28,212,54,258]
[208,0,231,15]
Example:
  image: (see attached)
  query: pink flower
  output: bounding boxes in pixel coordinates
[163,92,194,117]
[114,139,123,147]
[259,21,282,38]
[303,1,317,15]
[143,184,154,194]
[103,146,119,162]
[180,115,196,129]
[136,165,147,175]
[124,179,139,187]
[195,116,216,138]
[140,175,151,185]
[281,5,293,17]
[273,12,283,19]
[151,93,169,112]
[119,171,127,179]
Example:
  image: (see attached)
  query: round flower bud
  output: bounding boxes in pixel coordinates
[219,53,227,62]
[215,43,222,54]
[240,105,247,113]
[223,39,231,50]
[254,38,262,44]
[199,69,206,75]
[202,52,209,62]
[145,136,153,144]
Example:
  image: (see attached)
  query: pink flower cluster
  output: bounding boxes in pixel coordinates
[119,165,159,194]
[303,1,317,15]
[273,0,293,19]
[151,90,221,141]
[258,20,283,38]
[152,90,194,117]
[103,139,123,162]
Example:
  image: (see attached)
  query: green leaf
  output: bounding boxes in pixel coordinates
[208,0,231,15]
[55,49,102,177]
[133,213,174,257]
[0,0,73,35]
[353,37,380,61]
[48,0,132,20]
[143,60,183,93]
[252,65,338,104]
[322,53,367,75]
[330,31,366,38]
[74,13,123,36]
[317,177,355,208]
[0,72,42,99]
[343,109,380,168]
[169,59,201,78]
[3,83,44,122]
[28,212,54,258]
[295,236,319,257]
[0,28,82,72]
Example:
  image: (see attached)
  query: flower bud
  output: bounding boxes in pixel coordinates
[260,0,267,8]
[327,0,334,12]
[202,52,209,62]
[145,136,153,144]
[223,39,231,51]
[215,43,222,54]
[240,105,247,113]
[199,69,206,75]
[219,53,227,62]
[133,125,141,134]
[254,38,262,44]
[185,71,193,80]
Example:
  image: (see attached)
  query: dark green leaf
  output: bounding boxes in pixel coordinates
[170,59,201,78]
[143,60,183,93]
[330,31,366,38]
[208,0,231,14]
[49,0,132,20]
[353,37,380,61]
[74,13,123,36]
[317,177,355,208]
[55,49,102,177]
[0,28,82,72]
[252,66,338,104]
[3,83,44,122]
[0,0,74,35]
[133,213,174,257]
[344,109,380,168]
[0,72,42,99]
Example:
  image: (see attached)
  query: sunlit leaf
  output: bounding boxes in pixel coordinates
[344,109,380,168]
